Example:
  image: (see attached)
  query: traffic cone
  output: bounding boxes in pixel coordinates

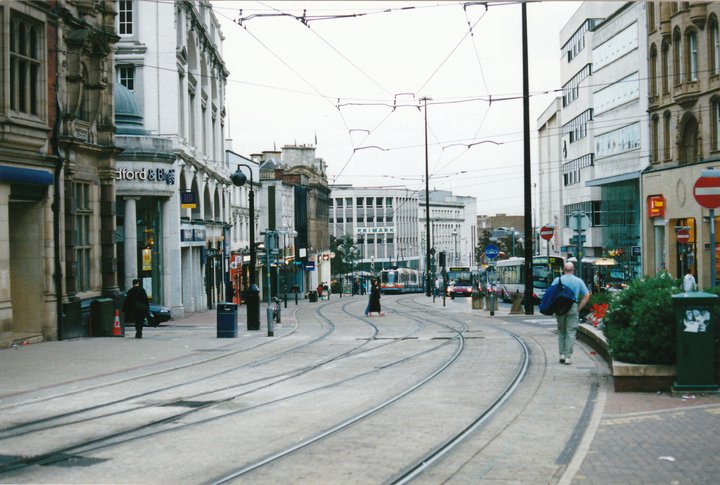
[112,310,122,337]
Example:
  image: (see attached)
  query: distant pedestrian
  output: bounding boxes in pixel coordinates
[682,268,697,292]
[550,262,590,365]
[123,279,149,339]
[317,283,324,300]
[366,279,383,317]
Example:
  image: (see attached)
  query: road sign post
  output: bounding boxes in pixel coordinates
[693,169,720,286]
[484,244,500,316]
[540,225,555,287]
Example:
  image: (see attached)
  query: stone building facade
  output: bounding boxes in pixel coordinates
[0,1,119,345]
[642,2,720,287]
[114,0,230,315]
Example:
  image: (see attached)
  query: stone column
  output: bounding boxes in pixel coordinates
[163,185,183,317]
[124,197,138,289]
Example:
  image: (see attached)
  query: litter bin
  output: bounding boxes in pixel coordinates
[309,290,318,302]
[217,302,238,338]
[90,298,115,337]
[672,292,719,392]
[245,284,260,331]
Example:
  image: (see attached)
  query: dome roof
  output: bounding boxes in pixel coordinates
[114,83,146,135]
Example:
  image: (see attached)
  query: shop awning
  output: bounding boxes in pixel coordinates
[585,170,641,187]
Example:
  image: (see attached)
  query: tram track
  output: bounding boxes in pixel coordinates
[1,294,602,484]
[0,297,451,477]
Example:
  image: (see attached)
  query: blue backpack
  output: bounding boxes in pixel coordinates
[539,276,576,316]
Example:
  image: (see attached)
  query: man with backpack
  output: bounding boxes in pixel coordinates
[550,262,591,365]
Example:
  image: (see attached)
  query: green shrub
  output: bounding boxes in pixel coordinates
[602,275,681,364]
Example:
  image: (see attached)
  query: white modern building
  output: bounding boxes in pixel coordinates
[330,186,422,273]
[114,0,230,316]
[538,2,647,278]
[419,191,478,269]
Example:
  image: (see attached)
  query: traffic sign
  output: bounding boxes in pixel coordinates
[484,244,500,259]
[569,235,587,245]
[693,169,720,209]
[540,225,555,241]
[569,211,590,231]
[676,229,690,244]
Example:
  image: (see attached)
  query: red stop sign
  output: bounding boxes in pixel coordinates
[677,229,690,244]
[694,172,720,209]
[540,225,554,241]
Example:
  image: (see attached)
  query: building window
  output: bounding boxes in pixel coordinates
[651,115,659,162]
[117,0,134,35]
[9,12,43,117]
[649,45,658,96]
[562,64,591,107]
[663,111,672,160]
[593,22,638,72]
[118,65,135,91]
[74,182,92,292]
[564,201,602,227]
[662,41,670,93]
[647,2,655,33]
[562,154,594,186]
[562,18,603,62]
[562,109,593,143]
[711,18,720,76]
[688,30,698,81]
[713,99,720,152]
[674,28,683,84]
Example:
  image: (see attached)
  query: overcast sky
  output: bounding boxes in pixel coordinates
[213,1,583,216]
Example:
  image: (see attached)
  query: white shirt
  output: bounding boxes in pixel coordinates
[682,273,697,292]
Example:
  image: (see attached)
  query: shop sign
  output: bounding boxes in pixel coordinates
[647,195,665,218]
[142,248,152,271]
[116,167,176,185]
[193,229,206,242]
[355,227,394,235]
[304,261,315,270]
[181,191,196,209]
[180,229,194,242]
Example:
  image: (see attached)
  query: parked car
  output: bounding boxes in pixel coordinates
[147,303,172,326]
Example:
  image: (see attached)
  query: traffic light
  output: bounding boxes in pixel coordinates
[438,251,446,268]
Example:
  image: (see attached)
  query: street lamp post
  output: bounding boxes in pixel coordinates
[230,164,260,330]
[421,96,432,297]
[452,228,458,266]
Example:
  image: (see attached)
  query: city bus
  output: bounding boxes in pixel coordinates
[446,266,476,297]
[495,256,564,303]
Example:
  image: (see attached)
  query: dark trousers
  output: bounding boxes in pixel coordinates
[134,319,143,338]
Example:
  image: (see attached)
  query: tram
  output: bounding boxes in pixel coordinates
[380,267,423,293]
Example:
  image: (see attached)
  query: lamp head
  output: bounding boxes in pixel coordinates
[231,168,247,187]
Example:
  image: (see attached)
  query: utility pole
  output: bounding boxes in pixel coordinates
[421,96,432,297]
[522,3,534,315]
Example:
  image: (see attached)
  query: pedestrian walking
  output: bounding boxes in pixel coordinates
[317,283,324,300]
[550,262,590,365]
[366,279,383,317]
[123,279,149,339]
[682,268,698,292]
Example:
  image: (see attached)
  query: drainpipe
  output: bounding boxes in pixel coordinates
[51,10,64,340]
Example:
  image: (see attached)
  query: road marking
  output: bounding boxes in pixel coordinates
[524,318,556,325]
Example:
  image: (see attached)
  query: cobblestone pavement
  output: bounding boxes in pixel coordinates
[573,391,720,485]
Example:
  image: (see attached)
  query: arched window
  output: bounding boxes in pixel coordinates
[663,111,672,160]
[651,115,660,162]
[710,16,720,76]
[713,97,720,151]
[662,41,670,93]
[674,28,683,85]
[687,30,698,81]
[647,2,656,32]
[679,114,698,163]
[650,44,658,96]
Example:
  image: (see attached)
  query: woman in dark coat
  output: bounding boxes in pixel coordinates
[367,279,384,317]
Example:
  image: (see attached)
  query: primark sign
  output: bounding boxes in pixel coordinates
[116,167,176,185]
[355,227,394,235]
